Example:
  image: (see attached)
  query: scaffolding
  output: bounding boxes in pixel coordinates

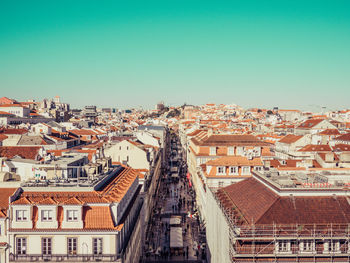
[213,190,350,263]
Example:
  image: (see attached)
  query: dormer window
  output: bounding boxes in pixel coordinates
[278,240,290,252]
[16,210,28,221]
[229,166,238,175]
[41,210,53,221]
[242,166,251,175]
[301,240,314,252]
[67,210,78,221]
[217,166,225,175]
[228,147,234,155]
[210,147,216,156]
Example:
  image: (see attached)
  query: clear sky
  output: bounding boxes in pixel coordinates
[1,0,349,110]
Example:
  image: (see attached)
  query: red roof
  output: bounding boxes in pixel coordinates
[278,134,303,144]
[217,178,350,225]
[0,111,15,116]
[0,104,23,108]
[0,97,17,105]
[0,128,28,135]
[0,146,41,160]
[332,144,350,152]
[217,178,278,223]
[297,119,324,129]
[0,188,17,215]
[69,129,98,136]
[318,129,340,136]
[334,133,350,142]
[298,144,332,152]
[0,134,8,142]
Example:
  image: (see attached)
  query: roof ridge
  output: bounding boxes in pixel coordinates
[254,196,281,224]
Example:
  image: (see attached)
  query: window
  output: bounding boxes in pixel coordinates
[278,240,289,252]
[228,147,234,155]
[242,166,250,175]
[16,237,27,255]
[42,238,52,255]
[236,147,243,155]
[302,240,314,252]
[16,210,28,221]
[93,238,103,255]
[217,166,225,175]
[41,210,53,221]
[210,147,216,155]
[67,210,78,221]
[218,181,224,187]
[67,237,77,255]
[229,166,238,175]
[326,240,340,253]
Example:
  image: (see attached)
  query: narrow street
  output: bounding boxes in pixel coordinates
[141,132,206,263]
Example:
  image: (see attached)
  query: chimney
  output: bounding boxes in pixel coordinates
[207,128,213,137]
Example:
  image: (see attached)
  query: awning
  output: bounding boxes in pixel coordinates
[170,227,183,248]
[170,167,178,173]
[170,216,182,226]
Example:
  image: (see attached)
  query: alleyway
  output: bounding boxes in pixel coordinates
[141,133,206,262]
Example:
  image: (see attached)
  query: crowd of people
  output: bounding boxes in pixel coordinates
[143,135,205,261]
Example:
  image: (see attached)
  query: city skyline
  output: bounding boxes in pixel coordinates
[1,0,350,109]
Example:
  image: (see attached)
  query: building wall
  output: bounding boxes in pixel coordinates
[104,141,150,170]
[8,232,117,255]
[206,188,231,263]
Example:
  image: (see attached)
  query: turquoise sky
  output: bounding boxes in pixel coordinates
[1,0,349,110]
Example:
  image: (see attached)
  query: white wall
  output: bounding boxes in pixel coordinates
[104,140,150,170]
[9,232,117,255]
[206,189,231,263]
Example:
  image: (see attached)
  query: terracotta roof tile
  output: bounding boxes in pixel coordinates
[83,206,115,229]
[0,146,41,160]
[278,135,303,144]
[218,178,350,225]
[297,119,324,129]
[37,197,57,205]
[318,129,340,136]
[298,144,332,152]
[334,132,350,142]
[0,128,28,135]
[332,144,350,152]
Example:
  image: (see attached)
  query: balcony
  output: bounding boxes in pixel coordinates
[10,254,120,262]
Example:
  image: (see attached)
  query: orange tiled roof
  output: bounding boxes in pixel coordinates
[298,144,332,152]
[332,144,350,152]
[0,146,41,160]
[0,188,17,215]
[334,132,350,142]
[278,134,303,144]
[0,134,8,141]
[318,129,340,136]
[0,128,28,135]
[297,119,324,129]
[83,206,115,229]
